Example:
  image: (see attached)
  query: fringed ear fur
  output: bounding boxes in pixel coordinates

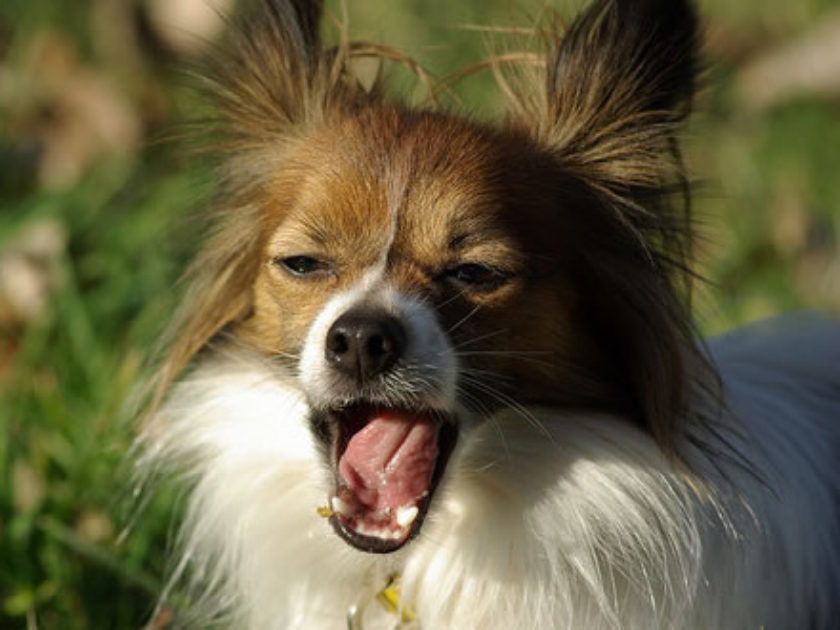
[207,0,374,149]
[534,0,698,187]
[515,0,706,455]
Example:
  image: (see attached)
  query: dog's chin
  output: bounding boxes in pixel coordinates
[315,402,458,554]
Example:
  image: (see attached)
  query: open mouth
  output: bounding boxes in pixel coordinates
[325,403,457,553]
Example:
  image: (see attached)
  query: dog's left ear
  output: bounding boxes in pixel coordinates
[517,0,703,454]
[529,0,698,196]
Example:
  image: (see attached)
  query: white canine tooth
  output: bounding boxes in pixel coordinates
[331,496,353,517]
[396,505,419,528]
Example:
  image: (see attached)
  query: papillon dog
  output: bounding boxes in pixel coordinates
[137,0,840,628]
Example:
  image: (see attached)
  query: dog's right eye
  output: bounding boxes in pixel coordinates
[274,256,332,277]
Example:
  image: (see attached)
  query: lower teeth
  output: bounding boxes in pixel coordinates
[329,497,420,537]
[331,496,354,517]
[355,523,402,540]
[396,505,419,527]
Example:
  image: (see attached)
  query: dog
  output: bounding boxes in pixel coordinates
[137,0,840,628]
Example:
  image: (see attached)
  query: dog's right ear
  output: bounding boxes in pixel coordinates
[286,0,324,50]
[209,0,370,149]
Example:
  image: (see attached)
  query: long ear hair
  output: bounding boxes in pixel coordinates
[146,0,375,411]
[511,0,708,455]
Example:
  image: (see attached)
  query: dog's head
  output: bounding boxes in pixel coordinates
[153,0,704,553]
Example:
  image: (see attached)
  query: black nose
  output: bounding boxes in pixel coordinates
[325,309,407,382]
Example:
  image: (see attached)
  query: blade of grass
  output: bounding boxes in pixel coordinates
[36,516,164,600]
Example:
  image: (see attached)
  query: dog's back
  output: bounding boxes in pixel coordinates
[702,317,840,629]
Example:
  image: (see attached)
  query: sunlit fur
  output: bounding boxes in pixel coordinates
[137,0,840,628]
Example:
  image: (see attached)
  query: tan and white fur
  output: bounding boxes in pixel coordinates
[136,0,840,628]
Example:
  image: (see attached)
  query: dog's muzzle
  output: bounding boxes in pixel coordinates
[303,303,459,553]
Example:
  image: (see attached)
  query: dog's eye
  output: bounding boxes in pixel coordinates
[275,256,332,277]
[446,263,510,289]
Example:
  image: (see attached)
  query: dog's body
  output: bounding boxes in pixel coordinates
[139,0,840,628]
[150,318,840,630]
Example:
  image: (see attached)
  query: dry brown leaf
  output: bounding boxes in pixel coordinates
[736,9,840,109]
[74,509,116,544]
[145,0,235,57]
[0,218,67,326]
[1,31,142,189]
[12,460,45,512]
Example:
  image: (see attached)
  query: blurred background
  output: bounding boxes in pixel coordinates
[1,0,838,627]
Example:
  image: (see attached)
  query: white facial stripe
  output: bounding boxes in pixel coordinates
[380,161,410,269]
[298,268,457,411]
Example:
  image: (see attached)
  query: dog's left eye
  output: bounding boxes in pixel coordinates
[446,263,510,289]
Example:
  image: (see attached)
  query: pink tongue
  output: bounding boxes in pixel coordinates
[338,412,439,511]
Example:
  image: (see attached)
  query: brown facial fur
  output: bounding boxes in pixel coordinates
[152,0,713,461]
[236,108,615,409]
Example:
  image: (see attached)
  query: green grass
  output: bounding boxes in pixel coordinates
[1,0,838,628]
[0,153,204,627]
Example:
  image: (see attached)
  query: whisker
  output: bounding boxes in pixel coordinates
[454,350,558,371]
[435,286,470,310]
[445,304,482,335]
[450,328,509,351]
[455,384,512,461]
[458,373,553,441]
[455,350,553,357]
[458,366,515,386]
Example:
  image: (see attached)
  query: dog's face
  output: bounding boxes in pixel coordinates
[155,0,703,555]
[235,109,588,551]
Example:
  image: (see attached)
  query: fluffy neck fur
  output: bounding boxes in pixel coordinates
[138,325,840,630]
[141,349,702,629]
